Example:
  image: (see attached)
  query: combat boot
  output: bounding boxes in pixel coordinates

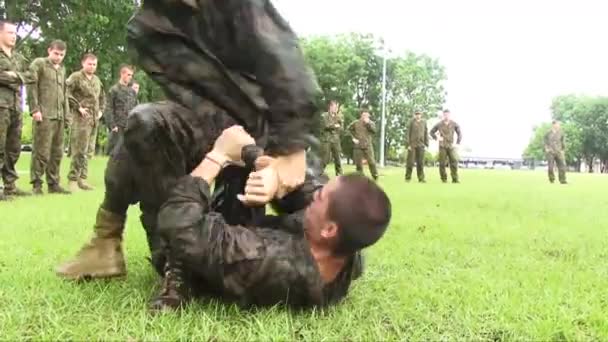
[33,182,44,196]
[149,261,191,312]
[4,184,31,197]
[48,184,71,194]
[56,207,126,280]
[78,179,94,191]
[68,180,79,192]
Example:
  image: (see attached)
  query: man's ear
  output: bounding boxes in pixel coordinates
[320,222,339,239]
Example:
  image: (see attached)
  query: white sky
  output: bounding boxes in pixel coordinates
[273,0,608,158]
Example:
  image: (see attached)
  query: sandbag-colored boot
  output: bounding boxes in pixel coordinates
[56,207,127,280]
[78,179,94,191]
[68,180,79,193]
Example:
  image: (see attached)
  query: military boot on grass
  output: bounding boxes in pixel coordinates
[149,261,191,312]
[48,184,71,194]
[33,183,44,196]
[4,184,31,197]
[68,180,79,193]
[78,179,94,191]
[56,207,126,280]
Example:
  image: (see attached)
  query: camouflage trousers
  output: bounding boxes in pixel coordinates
[320,138,342,176]
[353,146,378,180]
[546,151,567,183]
[0,108,23,186]
[68,115,98,181]
[405,146,426,181]
[30,118,65,186]
[438,147,459,182]
[105,127,123,156]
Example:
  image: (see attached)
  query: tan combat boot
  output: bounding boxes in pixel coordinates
[68,180,79,193]
[56,207,127,280]
[78,179,95,191]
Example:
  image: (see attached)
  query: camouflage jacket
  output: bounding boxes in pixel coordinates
[66,70,105,123]
[408,118,428,148]
[157,174,361,309]
[544,129,565,153]
[105,83,138,129]
[126,0,321,156]
[430,120,462,148]
[348,119,377,149]
[0,49,34,111]
[320,111,343,141]
[28,57,69,120]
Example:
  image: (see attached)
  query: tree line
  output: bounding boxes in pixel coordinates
[5,1,448,159]
[524,95,608,173]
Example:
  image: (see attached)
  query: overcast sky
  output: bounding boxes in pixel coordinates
[273,0,608,158]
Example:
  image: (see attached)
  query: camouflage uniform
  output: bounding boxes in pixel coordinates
[348,119,378,180]
[56,0,322,289]
[405,118,428,182]
[28,57,70,191]
[104,83,137,155]
[430,120,462,183]
[153,168,362,309]
[65,70,105,185]
[544,128,567,184]
[0,49,34,197]
[320,110,343,175]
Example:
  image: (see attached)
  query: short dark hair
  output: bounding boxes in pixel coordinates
[328,174,391,256]
[552,120,559,124]
[443,109,450,113]
[119,64,134,73]
[81,53,97,62]
[48,40,67,51]
[0,20,14,31]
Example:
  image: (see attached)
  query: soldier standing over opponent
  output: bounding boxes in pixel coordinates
[430,109,462,183]
[405,110,428,183]
[0,20,34,201]
[28,40,71,195]
[348,109,378,181]
[320,100,343,176]
[66,53,105,192]
[544,120,567,184]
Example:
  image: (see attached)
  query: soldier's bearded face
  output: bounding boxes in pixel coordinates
[48,48,66,65]
[0,23,17,48]
[82,58,98,75]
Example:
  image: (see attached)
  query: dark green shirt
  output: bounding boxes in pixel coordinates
[430,120,462,148]
[544,128,565,153]
[105,83,138,129]
[0,49,34,111]
[408,118,428,148]
[320,111,343,141]
[66,70,105,121]
[348,119,376,148]
[28,57,69,120]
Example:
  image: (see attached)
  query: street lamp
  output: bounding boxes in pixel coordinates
[379,41,388,168]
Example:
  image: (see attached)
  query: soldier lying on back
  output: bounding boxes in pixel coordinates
[149,126,391,311]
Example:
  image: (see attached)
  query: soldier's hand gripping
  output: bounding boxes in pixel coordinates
[78,107,90,118]
[32,111,43,122]
[209,125,255,166]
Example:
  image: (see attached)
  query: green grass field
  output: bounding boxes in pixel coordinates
[1,154,607,341]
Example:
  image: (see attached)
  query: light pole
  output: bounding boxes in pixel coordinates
[379,41,388,168]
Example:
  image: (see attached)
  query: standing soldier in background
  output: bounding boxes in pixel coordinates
[544,120,567,184]
[104,64,137,155]
[348,109,378,181]
[28,40,71,195]
[320,100,343,176]
[66,53,105,192]
[405,110,428,183]
[430,109,462,183]
[0,20,34,201]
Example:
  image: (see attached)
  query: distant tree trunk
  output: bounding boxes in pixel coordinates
[587,157,594,173]
[575,159,582,173]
